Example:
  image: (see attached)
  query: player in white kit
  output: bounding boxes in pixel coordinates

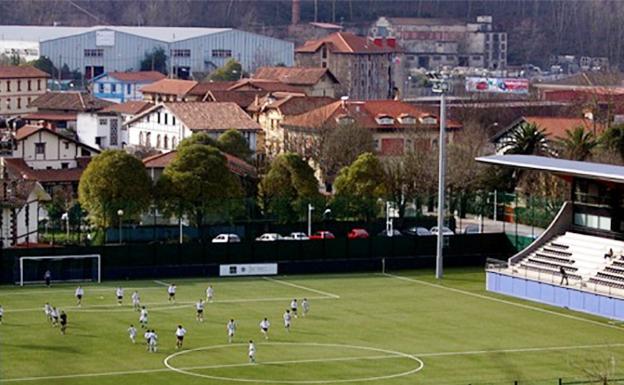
[290,299,298,318]
[0,304,4,324]
[227,319,236,343]
[206,285,214,302]
[131,291,140,311]
[301,298,310,317]
[259,318,270,340]
[167,284,176,303]
[148,330,158,352]
[44,303,52,323]
[175,325,187,349]
[283,310,292,332]
[196,299,205,322]
[128,324,137,343]
[248,340,256,363]
[116,287,124,305]
[75,286,84,306]
[139,306,149,328]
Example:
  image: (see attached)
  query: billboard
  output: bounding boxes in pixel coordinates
[219,263,278,277]
[96,30,115,47]
[465,77,529,94]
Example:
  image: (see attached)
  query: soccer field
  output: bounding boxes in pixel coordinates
[1,268,624,385]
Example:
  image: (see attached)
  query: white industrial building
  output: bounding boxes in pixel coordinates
[0,25,294,79]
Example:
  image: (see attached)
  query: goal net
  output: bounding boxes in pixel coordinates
[19,255,101,286]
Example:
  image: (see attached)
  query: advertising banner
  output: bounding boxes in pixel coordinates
[219,263,278,277]
[465,77,529,94]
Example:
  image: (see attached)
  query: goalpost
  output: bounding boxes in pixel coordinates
[19,255,101,286]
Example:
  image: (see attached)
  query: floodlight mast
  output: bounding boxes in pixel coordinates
[429,72,451,280]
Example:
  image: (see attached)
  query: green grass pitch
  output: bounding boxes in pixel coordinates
[2,267,624,385]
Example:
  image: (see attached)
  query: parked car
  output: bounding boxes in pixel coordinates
[211,233,241,243]
[285,232,309,240]
[403,227,432,236]
[377,229,403,237]
[347,228,369,239]
[430,226,454,236]
[255,233,283,241]
[463,225,481,234]
[309,231,335,240]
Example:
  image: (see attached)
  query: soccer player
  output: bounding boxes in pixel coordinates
[248,340,256,363]
[131,291,140,311]
[283,309,292,332]
[144,329,151,347]
[59,311,67,335]
[167,284,176,303]
[75,286,84,307]
[175,325,187,349]
[0,304,4,324]
[44,270,51,287]
[51,307,59,327]
[116,287,124,305]
[206,285,214,302]
[259,317,270,340]
[290,299,298,318]
[301,298,310,317]
[44,303,52,323]
[196,299,205,322]
[148,330,158,352]
[128,324,137,343]
[226,319,236,343]
[139,306,149,328]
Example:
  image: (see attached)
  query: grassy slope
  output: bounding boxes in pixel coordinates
[1,268,624,385]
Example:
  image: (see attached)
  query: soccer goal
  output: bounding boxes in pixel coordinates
[19,255,101,286]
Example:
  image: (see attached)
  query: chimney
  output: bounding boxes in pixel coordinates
[292,0,301,25]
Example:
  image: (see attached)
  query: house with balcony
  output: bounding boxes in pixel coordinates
[92,71,166,103]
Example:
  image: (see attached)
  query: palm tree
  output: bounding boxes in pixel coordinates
[558,126,597,161]
[600,124,624,161]
[503,123,552,156]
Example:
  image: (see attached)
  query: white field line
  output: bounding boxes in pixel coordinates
[0,285,167,296]
[383,273,624,332]
[4,342,624,382]
[153,280,171,287]
[262,277,340,299]
[4,295,333,313]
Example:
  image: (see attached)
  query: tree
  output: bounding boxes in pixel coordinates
[140,47,168,74]
[258,153,322,223]
[30,56,56,78]
[558,126,597,161]
[178,132,219,150]
[78,150,152,228]
[218,129,253,161]
[332,153,386,221]
[209,59,244,81]
[157,143,243,229]
[600,124,624,162]
[503,123,552,156]
[318,123,374,185]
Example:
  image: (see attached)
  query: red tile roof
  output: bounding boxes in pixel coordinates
[107,71,166,82]
[518,116,604,139]
[100,101,153,115]
[204,90,266,108]
[228,79,306,93]
[284,99,461,130]
[253,67,339,86]
[139,78,198,97]
[189,81,239,96]
[248,93,336,116]
[29,92,113,112]
[22,112,77,122]
[0,65,50,79]
[15,125,101,153]
[164,102,260,131]
[4,157,90,183]
[296,32,395,54]
[143,150,256,178]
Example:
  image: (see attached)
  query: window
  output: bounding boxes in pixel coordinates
[61,162,69,169]
[127,84,131,94]
[17,98,21,109]
[84,49,104,57]
[172,136,177,148]
[146,132,151,147]
[171,49,191,57]
[27,80,31,91]
[432,56,441,61]
[419,115,437,125]
[172,116,176,125]
[81,149,91,157]
[37,79,41,90]
[157,112,161,124]
[164,135,169,149]
[99,119,108,126]
[17,80,21,92]
[375,115,394,125]
[111,84,117,93]
[95,137,103,146]
[98,84,104,93]
[156,134,161,148]
[35,142,45,154]
[6,98,10,110]
[64,141,70,149]
[110,119,118,146]
[6,81,10,92]
[146,115,150,123]
[322,62,327,68]
[164,113,168,125]
[373,139,380,151]
[398,114,416,124]
[27,96,31,105]
[212,49,232,58]
[139,132,144,146]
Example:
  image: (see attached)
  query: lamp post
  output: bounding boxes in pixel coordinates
[386,201,394,236]
[117,209,124,244]
[61,212,69,239]
[429,72,451,280]
[307,204,314,237]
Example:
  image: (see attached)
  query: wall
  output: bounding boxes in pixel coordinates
[0,76,47,116]
[127,106,185,150]
[14,129,91,169]
[77,113,125,149]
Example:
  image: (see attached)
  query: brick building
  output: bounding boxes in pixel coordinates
[0,66,50,117]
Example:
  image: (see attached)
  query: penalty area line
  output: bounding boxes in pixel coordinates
[263,277,340,299]
[153,280,171,287]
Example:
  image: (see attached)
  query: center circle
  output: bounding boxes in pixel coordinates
[163,342,424,384]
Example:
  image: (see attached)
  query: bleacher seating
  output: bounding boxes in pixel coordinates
[510,232,624,295]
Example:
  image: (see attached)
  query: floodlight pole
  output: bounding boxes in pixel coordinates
[434,79,448,280]
[307,204,314,237]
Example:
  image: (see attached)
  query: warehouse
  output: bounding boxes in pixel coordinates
[0,25,293,79]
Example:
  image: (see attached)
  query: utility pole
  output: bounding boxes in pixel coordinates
[307,204,314,237]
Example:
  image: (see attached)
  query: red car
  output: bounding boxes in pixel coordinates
[309,231,335,240]
[347,228,369,239]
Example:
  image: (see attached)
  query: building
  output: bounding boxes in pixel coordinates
[247,92,335,157]
[92,71,166,103]
[370,16,507,71]
[124,102,261,153]
[0,66,50,117]
[139,79,199,103]
[0,26,293,79]
[295,32,397,100]
[253,67,340,97]
[227,79,306,94]
[25,91,113,131]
